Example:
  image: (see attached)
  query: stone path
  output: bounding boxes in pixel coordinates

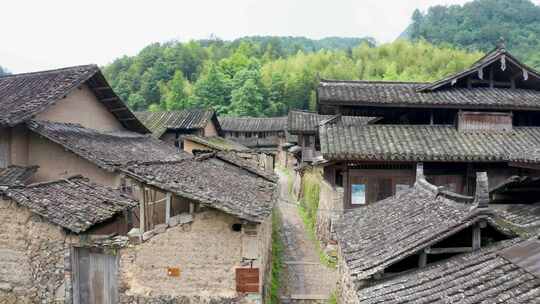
[277,171,338,303]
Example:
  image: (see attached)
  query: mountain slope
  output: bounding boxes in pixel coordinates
[405,0,540,68]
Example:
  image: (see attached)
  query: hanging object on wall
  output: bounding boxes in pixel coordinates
[501,55,507,71]
[523,69,529,81]
[478,68,484,80]
[167,267,181,277]
[451,78,457,86]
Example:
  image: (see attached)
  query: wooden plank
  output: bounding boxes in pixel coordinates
[139,184,145,233]
[426,247,473,254]
[165,192,172,224]
[236,268,260,293]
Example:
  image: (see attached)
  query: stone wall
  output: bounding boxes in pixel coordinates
[336,247,361,304]
[119,209,270,303]
[0,198,73,304]
[316,181,344,245]
[0,197,271,304]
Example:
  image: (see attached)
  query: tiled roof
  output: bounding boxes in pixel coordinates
[27,120,190,171]
[0,65,148,133]
[212,151,277,183]
[319,121,540,162]
[0,165,38,186]
[357,239,540,304]
[287,110,375,134]
[419,46,540,92]
[122,155,277,223]
[318,80,540,110]
[318,48,540,111]
[2,176,137,233]
[219,116,287,132]
[135,109,218,138]
[183,135,250,152]
[335,169,511,279]
[494,204,540,230]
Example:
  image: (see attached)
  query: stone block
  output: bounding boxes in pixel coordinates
[153,224,167,234]
[142,230,154,241]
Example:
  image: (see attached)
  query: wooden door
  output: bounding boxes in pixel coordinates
[236,268,260,293]
[72,248,118,304]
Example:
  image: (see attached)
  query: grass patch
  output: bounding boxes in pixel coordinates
[328,291,338,304]
[267,208,284,304]
[298,170,337,269]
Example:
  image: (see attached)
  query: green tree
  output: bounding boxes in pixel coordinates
[159,71,192,110]
[230,79,264,116]
[191,63,232,114]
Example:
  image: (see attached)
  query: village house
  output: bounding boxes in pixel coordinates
[0,65,278,303]
[219,116,288,170]
[313,44,540,244]
[182,134,275,172]
[287,109,376,164]
[334,164,540,303]
[218,116,287,150]
[135,109,221,149]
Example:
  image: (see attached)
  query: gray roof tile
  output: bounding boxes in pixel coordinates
[320,122,540,162]
[2,176,137,233]
[27,120,190,171]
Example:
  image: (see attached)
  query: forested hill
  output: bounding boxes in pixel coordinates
[403,0,540,68]
[103,38,481,116]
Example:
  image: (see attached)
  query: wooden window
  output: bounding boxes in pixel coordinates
[236,268,260,293]
[457,111,512,132]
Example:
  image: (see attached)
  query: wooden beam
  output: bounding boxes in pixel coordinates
[94,86,112,91]
[165,192,172,224]
[101,97,119,102]
[110,107,129,112]
[470,79,512,87]
[118,118,137,121]
[425,247,473,254]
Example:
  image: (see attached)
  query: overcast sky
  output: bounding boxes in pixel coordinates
[1,0,536,73]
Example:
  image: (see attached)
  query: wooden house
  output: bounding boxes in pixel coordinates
[0,65,277,303]
[314,45,540,243]
[182,135,275,172]
[335,164,540,303]
[218,116,287,150]
[135,109,221,149]
[287,110,375,164]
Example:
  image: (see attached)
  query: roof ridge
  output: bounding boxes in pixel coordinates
[22,174,84,188]
[320,79,429,85]
[0,64,98,79]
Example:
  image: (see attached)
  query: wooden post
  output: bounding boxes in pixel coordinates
[419,248,428,268]
[489,66,494,88]
[189,202,195,214]
[139,184,146,233]
[165,192,172,224]
[472,223,481,251]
